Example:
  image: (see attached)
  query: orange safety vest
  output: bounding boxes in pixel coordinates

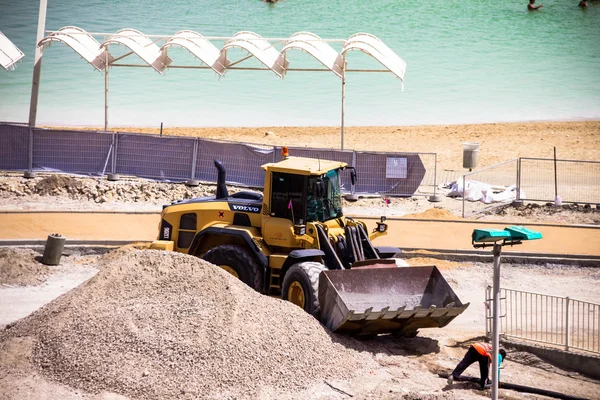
[472,342,493,360]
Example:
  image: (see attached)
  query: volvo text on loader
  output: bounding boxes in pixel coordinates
[150,149,468,336]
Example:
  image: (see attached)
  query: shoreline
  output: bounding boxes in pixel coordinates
[41,120,600,171]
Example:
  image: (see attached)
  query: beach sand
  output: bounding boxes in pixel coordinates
[57,121,600,171]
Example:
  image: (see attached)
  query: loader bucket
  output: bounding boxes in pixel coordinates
[318,265,469,336]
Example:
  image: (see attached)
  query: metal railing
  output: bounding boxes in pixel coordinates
[461,159,518,218]
[485,286,600,355]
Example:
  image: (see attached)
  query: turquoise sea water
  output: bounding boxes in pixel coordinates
[0,0,598,128]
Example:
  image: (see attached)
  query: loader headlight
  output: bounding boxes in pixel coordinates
[294,225,306,236]
[376,222,388,232]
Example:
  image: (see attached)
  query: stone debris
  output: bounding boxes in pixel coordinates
[0,249,375,399]
[0,248,48,286]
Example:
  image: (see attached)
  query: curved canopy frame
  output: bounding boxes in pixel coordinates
[342,32,406,87]
[0,31,25,71]
[101,29,171,74]
[32,27,407,149]
[281,32,344,77]
[162,30,229,76]
[222,31,288,78]
[37,26,112,71]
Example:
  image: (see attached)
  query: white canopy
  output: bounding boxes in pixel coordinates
[0,31,25,71]
[37,26,112,71]
[162,30,230,75]
[342,33,406,85]
[281,32,344,77]
[222,31,288,78]
[101,29,171,74]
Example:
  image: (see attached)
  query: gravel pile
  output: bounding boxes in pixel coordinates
[0,249,373,399]
[0,174,219,204]
[0,248,48,286]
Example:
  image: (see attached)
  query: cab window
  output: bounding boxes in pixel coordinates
[270,172,306,224]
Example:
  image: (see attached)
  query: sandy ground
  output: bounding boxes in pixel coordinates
[0,249,598,400]
[0,120,594,399]
[56,120,600,172]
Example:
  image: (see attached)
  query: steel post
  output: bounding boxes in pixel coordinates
[104,49,109,131]
[565,296,570,351]
[491,243,502,400]
[341,59,346,150]
[28,0,47,128]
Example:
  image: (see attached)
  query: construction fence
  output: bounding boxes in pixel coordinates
[0,122,439,197]
[461,157,600,217]
[485,286,600,355]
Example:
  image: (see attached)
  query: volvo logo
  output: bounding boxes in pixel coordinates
[229,204,261,213]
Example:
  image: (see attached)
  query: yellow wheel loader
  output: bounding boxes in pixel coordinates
[150,149,468,336]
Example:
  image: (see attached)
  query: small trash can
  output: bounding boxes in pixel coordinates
[42,233,66,265]
[462,142,480,170]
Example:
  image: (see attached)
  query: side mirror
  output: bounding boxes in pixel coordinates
[350,169,357,185]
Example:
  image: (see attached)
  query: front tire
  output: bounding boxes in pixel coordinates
[202,245,263,292]
[282,261,326,318]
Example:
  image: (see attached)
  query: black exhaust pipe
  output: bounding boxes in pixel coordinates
[214,159,228,199]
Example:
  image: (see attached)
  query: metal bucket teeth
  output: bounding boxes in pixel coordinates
[318,265,469,336]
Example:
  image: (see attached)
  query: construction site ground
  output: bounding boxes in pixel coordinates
[0,175,599,400]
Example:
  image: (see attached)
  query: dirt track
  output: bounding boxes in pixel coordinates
[1,212,599,258]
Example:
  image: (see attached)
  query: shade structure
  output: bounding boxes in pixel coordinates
[342,33,407,87]
[162,30,230,76]
[101,29,171,74]
[222,31,288,78]
[281,32,344,77]
[0,31,25,71]
[37,26,113,71]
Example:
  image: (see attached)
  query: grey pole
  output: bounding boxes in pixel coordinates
[341,59,346,150]
[28,0,48,128]
[491,243,501,400]
[25,0,48,179]
[104,48,109,131]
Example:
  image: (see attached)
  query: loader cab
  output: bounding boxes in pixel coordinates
[261,156,348,248]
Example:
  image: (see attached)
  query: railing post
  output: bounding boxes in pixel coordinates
[462,174,466,218]
[565,296,570,351]
[516,158,521,202]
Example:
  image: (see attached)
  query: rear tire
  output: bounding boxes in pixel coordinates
[282,261,326,318]
[202,245,263,292]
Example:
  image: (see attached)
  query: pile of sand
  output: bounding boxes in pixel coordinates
[0,249,374,399]
[402,208,457,220]
[0,248,48,286]
[34,175,83,196]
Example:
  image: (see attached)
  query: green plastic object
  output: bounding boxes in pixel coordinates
[472,229,511,243]
[504,226,543,241]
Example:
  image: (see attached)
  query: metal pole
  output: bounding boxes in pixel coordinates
[491,243,502,400]
[565,296,570,351]
[104,49,109,131]
[28,0,47,128]
[341,59,346,150]
[25,0,48,179]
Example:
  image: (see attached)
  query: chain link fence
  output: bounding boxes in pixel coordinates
[518,158,600,205]
[485,286,600,355]
[0,123,435,197]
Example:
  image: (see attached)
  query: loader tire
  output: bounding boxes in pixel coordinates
[282,261,326,318]
[202,245,263,292]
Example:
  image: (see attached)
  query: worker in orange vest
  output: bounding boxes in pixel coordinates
[447,342,506,390]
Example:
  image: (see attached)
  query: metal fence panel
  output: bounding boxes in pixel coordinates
[486,286,599,355]
[0,123,28,170]
[519,158,600,204]
[33,128,113,175]
[354,151,428,196]
[116,133,195,180]
[461,159,518,217]
[285,146,355,193]
[195,139,274,187]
